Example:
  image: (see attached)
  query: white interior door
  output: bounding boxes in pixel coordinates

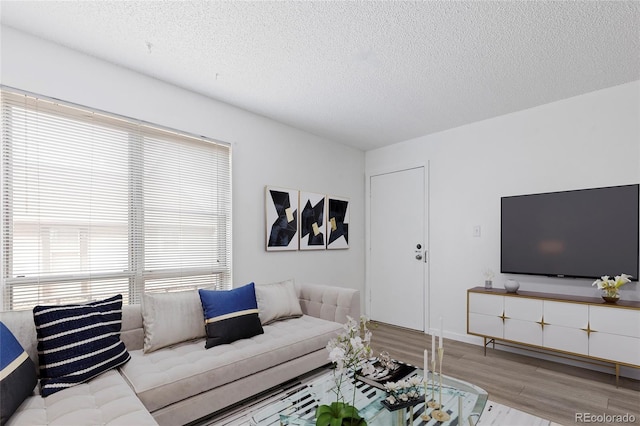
[369,167,426,330]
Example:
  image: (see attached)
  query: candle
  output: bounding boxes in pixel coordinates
[424,349,428,373]
[431,334,435,358]
[439,317,443,348]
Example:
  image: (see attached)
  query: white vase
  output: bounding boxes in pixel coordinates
[504,279,520,293]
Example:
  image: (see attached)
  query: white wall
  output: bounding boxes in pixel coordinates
[366,81,640,343]
[0,27,366,298]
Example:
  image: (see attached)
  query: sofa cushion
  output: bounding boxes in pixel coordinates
[198,283,263,348]
[33,295,131,397]
[141,290,205,353]
[6,369,157,426]
[119,315,341,413]
[1,321,38,425]
[255,279,303,325]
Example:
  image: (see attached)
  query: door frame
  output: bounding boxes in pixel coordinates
[365,161,430,333]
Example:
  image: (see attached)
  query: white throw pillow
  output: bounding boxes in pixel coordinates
[255,279,303,325]
[141,290,206,353]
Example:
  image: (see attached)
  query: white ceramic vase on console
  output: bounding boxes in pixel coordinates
[504,279,520,293]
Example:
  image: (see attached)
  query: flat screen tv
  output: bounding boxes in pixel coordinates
[501,184,639,281]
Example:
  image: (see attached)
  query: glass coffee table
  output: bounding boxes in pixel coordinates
[248,362,488,426]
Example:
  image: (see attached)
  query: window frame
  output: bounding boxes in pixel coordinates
[1,87,232,310]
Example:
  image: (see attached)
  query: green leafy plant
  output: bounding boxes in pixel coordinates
[315,401,367,426]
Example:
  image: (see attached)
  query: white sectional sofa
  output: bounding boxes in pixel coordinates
[0,282,360,426]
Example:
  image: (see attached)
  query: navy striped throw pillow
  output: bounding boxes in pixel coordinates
[0,321,37,424]
[199,282,264,349]
[32,294,131,397]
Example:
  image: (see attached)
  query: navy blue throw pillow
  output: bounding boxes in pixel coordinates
[0,321,37,424]
[33,294,130,397]
[199,282,264,349]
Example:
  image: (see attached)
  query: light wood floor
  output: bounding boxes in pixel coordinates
[370,322,640,426]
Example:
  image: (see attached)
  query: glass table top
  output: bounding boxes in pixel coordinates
[248,362,488,426]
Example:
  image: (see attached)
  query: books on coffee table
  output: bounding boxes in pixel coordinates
[355,359,416,390]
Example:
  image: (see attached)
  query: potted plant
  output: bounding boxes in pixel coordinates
[592,274,632,303]
[483,269,495,289]
[317,316,374,426]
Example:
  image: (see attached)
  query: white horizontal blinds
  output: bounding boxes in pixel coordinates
[2,92,133,309]
[142,128,231,293]
[1,90,232,310]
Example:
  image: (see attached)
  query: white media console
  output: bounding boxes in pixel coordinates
[467,287,640,386]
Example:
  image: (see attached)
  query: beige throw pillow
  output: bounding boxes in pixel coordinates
[255,279,303,325]
[141,290,206,353]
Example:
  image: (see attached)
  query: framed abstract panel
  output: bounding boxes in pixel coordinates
[327,195,350,250]
[265,186,299,251]
[299,192,326,250]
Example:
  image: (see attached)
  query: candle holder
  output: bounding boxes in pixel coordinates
[420,377,431,421]
[431,408,451,422]
[426,359,439,409]
[430,347,451,422]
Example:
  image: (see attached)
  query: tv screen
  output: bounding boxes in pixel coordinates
[501,184,639,281]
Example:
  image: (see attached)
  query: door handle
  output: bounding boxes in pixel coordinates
[416,254,423,260]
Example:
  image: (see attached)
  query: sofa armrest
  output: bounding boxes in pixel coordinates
[296,283,360,324]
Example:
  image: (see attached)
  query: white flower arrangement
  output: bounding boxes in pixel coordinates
[383,375,423,406]
[317,316,374,425]
[325,315,374,400]
[592,273,632,298]
[483,268,495,280]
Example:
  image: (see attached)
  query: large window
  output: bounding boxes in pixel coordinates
[1,90,231,310]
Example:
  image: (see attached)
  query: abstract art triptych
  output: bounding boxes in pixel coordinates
[265,186,349,252]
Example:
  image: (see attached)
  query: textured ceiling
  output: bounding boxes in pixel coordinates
[1,1,639,151]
